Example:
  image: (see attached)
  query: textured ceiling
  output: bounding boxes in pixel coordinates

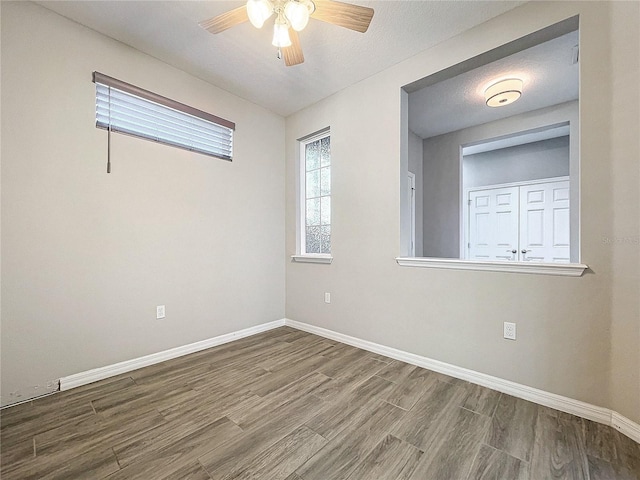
[408,30,579,139]
[36,0,523,117]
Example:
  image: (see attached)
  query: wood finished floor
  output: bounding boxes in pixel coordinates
[1,327,638,480]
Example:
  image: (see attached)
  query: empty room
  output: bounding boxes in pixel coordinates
[1,1,638,479]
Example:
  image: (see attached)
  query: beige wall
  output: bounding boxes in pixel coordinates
[285,1,639,423]
[1,2,285,406]
[607,0,640,427]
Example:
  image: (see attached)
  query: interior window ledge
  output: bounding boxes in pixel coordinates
[292,255,333,264]
[395,257,588,277]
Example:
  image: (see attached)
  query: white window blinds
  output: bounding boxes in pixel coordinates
[94,72,234,161]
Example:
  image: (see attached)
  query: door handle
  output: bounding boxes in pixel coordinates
[509,249,517,254]
[521,249,531,254]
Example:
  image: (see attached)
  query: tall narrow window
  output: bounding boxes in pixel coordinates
[300,131,331,256]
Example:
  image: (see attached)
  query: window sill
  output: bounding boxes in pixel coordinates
[291,255,333,264]
[395,257,588,277]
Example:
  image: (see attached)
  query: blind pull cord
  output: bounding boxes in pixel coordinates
[107,86,112,174]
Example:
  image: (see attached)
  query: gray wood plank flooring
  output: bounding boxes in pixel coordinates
[1,327,638,479]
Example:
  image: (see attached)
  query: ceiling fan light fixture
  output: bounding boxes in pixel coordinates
[200,0,373,66]
[247,0,273,29]
[485,78,523,107]
[284,0,311,31]
[272,18,292,47]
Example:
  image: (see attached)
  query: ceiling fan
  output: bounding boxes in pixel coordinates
[199,0,375,66]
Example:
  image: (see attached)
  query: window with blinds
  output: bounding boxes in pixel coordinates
[93,72,234,161]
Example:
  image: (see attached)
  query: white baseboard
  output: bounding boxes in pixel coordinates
[59,319,285,391]
[284,318,640,444]
[51,316,639,444]
[612,411,640,444]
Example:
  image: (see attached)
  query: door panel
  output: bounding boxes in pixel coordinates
[526,208,544,246]
[475,212,490,248]
[496,212,514,246]
[468,187,519,261]
[519,181,570,263]
[553,208,570,246]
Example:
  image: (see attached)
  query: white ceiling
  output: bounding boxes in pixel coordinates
[408,30,579,139]
[36,0,524,117]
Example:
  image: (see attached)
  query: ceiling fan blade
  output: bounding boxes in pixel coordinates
[311,0,374,33]
[283,29,305,66]
[199,5,249,34]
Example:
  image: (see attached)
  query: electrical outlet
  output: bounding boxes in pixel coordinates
[503,322,516,340]
[156,305,165,319]
[324,292,331,304]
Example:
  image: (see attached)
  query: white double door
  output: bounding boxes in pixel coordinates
[467,179,570,263]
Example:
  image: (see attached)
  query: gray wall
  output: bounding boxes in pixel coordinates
[285,2,639,424]
[421,131,460,259]
[1,2,285,406]
[463,136,569,189]
[422,102,578,259]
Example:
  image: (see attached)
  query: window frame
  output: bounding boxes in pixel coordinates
[292,128,333,264]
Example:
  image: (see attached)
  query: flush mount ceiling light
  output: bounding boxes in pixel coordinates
[199,0,374,66]
[484,78,523,107]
